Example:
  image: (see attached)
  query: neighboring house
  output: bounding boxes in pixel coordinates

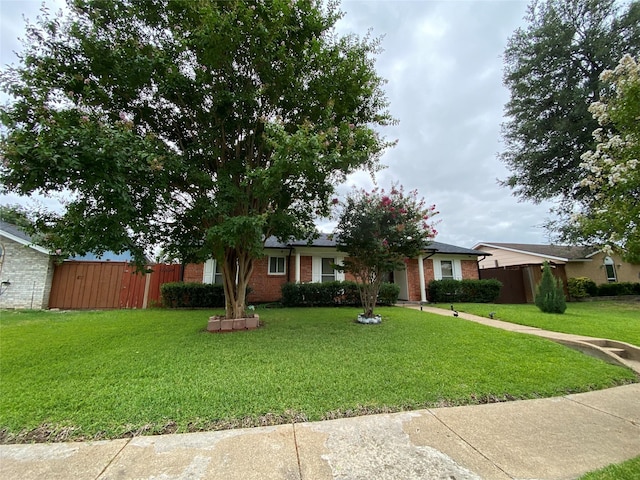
[184,234,486,303]
[473,242,640,303]
[0,220,54,309]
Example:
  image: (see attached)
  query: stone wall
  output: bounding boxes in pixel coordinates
[0,238,54,309]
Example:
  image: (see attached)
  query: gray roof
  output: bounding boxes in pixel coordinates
[0,220,33,243]
[425,241,487,256]
[475,242,597,261]
[0,220,50,254]
[265,234,485,256]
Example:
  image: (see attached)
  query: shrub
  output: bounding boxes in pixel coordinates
[161,282,226,308]
[596,282,639,296]
[567,277,597,299]
[280,281,399,307]
[427,279,502,303]
[535,262,566,314]
[378,283,401,305]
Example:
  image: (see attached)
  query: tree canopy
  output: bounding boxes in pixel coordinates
[557,55,640,263]
[334,185,437,318]
[0,204,35,231]
[0,0,395,318]
[500,0,640,203]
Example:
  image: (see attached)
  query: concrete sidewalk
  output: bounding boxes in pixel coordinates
[1,384,639,480]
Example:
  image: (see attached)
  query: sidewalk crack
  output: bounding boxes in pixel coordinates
[95,437,132,480]
[428,409,515,479]
[292,422,303,480]
[565,394,640,427]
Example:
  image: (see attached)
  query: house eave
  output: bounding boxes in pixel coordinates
[0,230,50,255]
[473,242,570,263]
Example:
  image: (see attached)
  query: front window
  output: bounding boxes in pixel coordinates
[440,260,454,280]
[213,262,223,284]
[604,256,617,283]
[321,257,336,282]
[269,256,286,275]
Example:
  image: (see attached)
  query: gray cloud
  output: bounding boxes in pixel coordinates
[335,0,557,247]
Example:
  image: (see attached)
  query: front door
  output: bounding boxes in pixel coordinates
[394,268,409,301]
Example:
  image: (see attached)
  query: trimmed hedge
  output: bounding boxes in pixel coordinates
[281,281,400,307]
[427,279,502,303]
[568,278,640,298]
[596,282,640,296]
[161,282,226,308]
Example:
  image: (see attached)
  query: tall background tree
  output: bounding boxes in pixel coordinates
[561,55,640,263]
[334,185,437,320]
[500,0,640,203]
[0,0,394,319]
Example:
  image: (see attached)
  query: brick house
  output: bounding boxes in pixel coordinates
[0,220,55,309]
[184,234,485,303]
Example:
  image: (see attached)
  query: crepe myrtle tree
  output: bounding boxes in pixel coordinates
[0,0,395,319]
[334,185,438,319]
[556,54,640,264]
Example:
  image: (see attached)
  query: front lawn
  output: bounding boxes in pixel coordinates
[0,307,636,443]
[432,302,640,346]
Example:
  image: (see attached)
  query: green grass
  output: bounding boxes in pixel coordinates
[0,307,636,442]
[579,456,640,480]
[433,301,640,346]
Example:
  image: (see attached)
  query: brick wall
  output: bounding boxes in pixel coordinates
[183,263,204,283]
[246,256,289,303]
[0,238,54,309]
[461,260,479,280]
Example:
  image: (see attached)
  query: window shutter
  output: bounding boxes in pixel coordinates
[454,259,462,280]
[434,260,442,280]
[335,256,345,281]
[312,257,322,283]
[203,259,215,284]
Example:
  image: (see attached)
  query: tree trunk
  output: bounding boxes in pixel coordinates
[220,247,254,319]
[357,268,383,318]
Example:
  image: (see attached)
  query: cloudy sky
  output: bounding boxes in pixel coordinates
[0,0,558,249]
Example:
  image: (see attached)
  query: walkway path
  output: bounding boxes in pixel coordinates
[400,304,640,375]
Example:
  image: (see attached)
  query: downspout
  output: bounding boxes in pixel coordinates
[477,255,487,278]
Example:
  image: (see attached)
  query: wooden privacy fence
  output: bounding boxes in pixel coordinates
[48,262,181,309]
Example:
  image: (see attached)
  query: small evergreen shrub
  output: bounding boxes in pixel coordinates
[427,279,502,303]
[567,277,597,299]
[535,262,566,314]
[280,281,399,307]
[161,282,226,308]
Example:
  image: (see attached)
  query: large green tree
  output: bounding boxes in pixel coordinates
[560,55,640,263]
[500,0,640,203]
[0,0,394,319]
